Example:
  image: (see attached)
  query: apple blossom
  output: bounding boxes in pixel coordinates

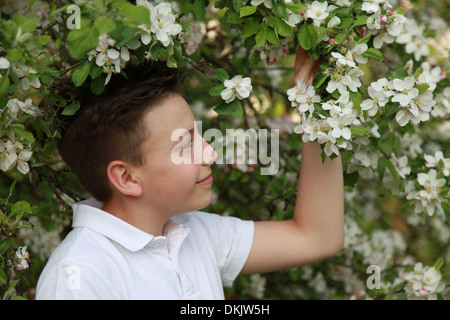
[221,75,252,103]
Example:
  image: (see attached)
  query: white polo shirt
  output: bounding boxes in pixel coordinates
[36,199,254,300]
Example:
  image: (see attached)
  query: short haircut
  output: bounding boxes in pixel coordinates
[58,62,181,202]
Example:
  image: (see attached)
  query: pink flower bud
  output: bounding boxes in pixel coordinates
[440,71,446,80]
[380,15,388,24]
[328,38,336,44]
[16,264,24,271]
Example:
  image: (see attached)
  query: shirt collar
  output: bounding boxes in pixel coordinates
[72,198,187,252]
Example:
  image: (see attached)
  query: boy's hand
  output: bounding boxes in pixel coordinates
[294,46,321,86]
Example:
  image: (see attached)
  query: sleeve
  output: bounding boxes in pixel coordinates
[189,211,254,288]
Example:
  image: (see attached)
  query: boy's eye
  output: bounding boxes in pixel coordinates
[182,138,193,149]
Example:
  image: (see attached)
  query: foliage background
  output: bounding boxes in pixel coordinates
[0,0,449,300]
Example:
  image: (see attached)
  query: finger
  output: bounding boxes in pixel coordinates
[295,59,316,84]
[307,60,321,85]
[294,47,316,84]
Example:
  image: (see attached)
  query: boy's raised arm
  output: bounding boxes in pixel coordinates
[241,47,345,274]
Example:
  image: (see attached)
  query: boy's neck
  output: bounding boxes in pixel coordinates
[101,197,170,237]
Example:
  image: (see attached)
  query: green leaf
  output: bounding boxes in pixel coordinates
[94,17,116,35]
[0,76,10,97]
[273,2,288,19]
[10,125,34,142]
[90,74,106,95]
[11,200,32,216]
[255,27,266,47]
[442,201,450,214]
[350,126,369,137]
[117,2,150,24]
[265,26,279,46]
[313,73,329,89]
[362,48,384,62]
[285,2,306,13]
[62,102,81,116]
[209,84,226,96]
[274,17,294,37]
[416,83,430,94]
[240,6,257,17]
[210,68,229,82]
[241,17,261,38]
[193,0,207,21]
[353,15,369,26]
[297,24,318,51]
[349,90,362,113]
[413,67,424,79]
[0,268,7,285]
[72,62,91,87]
[433,257,444,271]
[384,102,397,120]
[377,157,386,181]
[67,27,99,60]
[214,99,243,117]
[0,238,12,256]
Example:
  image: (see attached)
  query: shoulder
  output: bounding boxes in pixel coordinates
[45,226,119,267]
[36,227,124,299]
[176,210,254,247]
[178,210,250,227]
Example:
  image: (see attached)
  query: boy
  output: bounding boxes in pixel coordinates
[36,48,344,299]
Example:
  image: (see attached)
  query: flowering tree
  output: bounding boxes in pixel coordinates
[0,0,449,300]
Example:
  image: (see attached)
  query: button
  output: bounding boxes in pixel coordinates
[149,239,165,250]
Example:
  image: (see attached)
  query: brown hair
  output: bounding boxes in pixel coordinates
[58,62,181,202]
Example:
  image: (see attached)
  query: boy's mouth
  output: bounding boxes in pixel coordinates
[196,173,213,185]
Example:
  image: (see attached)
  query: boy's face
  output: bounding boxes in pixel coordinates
[133,93,217,217]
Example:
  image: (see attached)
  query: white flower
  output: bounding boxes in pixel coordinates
[327,114,355,140]
[288,79,320,113]
[402,263,444,299]
[425,151,449,176]
[221,75,252,103]
[341,67,364,93]
[306,1,330,27]
[391,77,419,106]
[370,78,394,98]
[361,0,384,13]
[287,79,308,107]
[251,0,272,9]
[395,19,429,61]
[361,85,389,116]
[387,13,406,37]
[0,140,18,172]
[332,51,357,68]
[431,88,450,118]
[150,2,182,47]
[15,246,30,270]
[0,57,10,69]
[11,63,41,91]
[17,149,32,174]
[137,1,182,47]
[407,169,446,217]
[327,16,341,27]
[326,74,348,95]
[391,153,411,179]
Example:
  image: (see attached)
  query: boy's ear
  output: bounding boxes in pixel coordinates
[107,160,142,197]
